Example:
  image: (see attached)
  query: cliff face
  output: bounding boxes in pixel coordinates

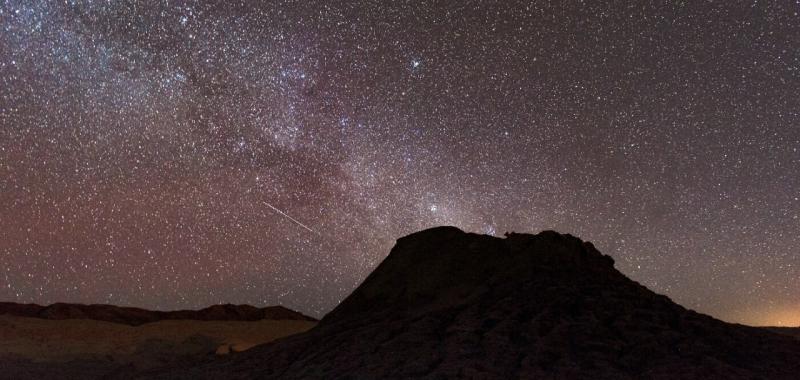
[163,226,800,379]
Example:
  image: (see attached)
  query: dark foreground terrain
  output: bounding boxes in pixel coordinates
[157,227,800,379]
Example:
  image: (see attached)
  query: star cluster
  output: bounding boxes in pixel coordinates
[1,1,799,326]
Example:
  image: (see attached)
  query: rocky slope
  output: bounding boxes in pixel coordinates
[164,226,800,379]
[0,302,315,325]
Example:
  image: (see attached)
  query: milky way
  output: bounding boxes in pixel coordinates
[1,1,799,326]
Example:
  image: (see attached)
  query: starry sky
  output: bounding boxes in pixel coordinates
[1,1,798,326]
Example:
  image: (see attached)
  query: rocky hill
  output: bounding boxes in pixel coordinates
[164,227,800,379]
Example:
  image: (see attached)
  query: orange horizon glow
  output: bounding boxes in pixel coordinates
[724,305,800,327]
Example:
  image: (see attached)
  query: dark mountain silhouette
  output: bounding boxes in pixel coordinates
[160,227,800,379]
[0,302,316,325]
[769,327,800,340]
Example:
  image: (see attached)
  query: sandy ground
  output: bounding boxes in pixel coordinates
[0,314,315,368]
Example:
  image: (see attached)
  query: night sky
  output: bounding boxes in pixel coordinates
[1,1,798,326]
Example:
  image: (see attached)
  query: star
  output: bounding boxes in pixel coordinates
[0,1,796,326]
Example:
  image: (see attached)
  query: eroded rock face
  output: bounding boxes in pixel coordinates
[167,227,800,380]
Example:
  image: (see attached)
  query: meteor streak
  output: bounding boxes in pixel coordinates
[263,201,317,234]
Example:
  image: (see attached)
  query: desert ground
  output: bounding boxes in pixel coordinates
[0,314,315,370]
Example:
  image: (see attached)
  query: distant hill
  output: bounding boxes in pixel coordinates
[768,327,800,339]
[165,227,800,379]
[0,302,316,325]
